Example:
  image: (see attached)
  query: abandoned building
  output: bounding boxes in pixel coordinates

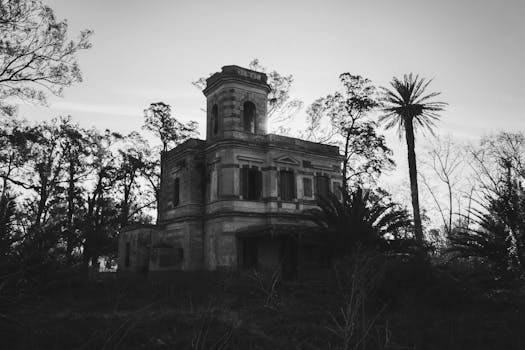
[117,65,342,278]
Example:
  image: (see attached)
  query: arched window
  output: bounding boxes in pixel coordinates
[243,102,256,133]
[212,104,218,135]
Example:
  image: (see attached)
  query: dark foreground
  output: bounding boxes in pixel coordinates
[1,263,524,350]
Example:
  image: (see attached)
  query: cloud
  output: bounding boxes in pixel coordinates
[51,100,140,117]
[109,85,202,101]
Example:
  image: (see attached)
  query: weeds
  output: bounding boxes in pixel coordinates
[328,248,387,350]
[191,301,233,350]
[248,266,281,309]
[1,268,524,349]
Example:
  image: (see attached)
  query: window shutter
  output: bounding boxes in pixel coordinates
[290,172,295,200]
[248,167,255,199]
[280,170,295,201]
[212,105,218,135]
[316,175,329,199]
[173,178,180,206]
[303,178,313,197]
[333,182,342,200]
[241,167,249,198]
[255,167,262,199]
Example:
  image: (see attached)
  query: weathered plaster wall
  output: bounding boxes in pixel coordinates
[118,226,157,273]
[160,140,205,223]
[149,220,203,271]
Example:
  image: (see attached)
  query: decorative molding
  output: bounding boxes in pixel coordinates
[207,157,221,166]
[312,164,336,172]
[237,155,264,163]
[274,155,300,166]
[170,168,182,175]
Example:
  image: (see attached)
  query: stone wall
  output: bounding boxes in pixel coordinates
[118,225,157,274]
[149,220,203,271]
[159,140,205,223]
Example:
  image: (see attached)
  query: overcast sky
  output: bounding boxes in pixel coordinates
[17,0,525,196]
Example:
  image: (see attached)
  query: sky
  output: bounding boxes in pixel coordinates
[16,0,525,203]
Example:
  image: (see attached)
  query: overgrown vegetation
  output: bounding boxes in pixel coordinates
[1,1,524,349]
[1,262,523,349]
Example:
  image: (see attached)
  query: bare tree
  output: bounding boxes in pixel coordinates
[0,0,92,116]
[420,136,465,237]
[463,132,525,274]
[468,132,525,201]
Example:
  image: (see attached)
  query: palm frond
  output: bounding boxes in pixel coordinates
[378,73,447,137]
[305,187,413,257]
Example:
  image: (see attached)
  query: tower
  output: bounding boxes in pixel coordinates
[203,65,272,140]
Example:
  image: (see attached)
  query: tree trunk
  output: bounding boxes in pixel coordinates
[35,175,48,230]
[84,176,103,275]
[404,118,424,243]
[157,151,164,224]
[121,182,130,227]
[342,130,350,192]
[66,157,75,261]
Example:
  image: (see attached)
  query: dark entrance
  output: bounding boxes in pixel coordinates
[242,237,258,269]
[280,236,298,280]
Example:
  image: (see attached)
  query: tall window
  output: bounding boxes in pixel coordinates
[243,101,256,133]
[212,104,218,135]
[280,170,296,201]
[316,175,330,199]
[173,178,180,206]
[303,177,313,198]
[241,166,262,200]
[333,181,342,200]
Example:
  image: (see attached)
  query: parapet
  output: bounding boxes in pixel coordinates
[203,65,271,96]
[266,134,340,157]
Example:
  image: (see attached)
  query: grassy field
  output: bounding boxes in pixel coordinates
[1,263,524,350]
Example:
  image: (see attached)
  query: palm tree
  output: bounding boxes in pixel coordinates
[379,74,447,244]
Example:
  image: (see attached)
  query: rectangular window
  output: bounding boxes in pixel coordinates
[241,166,262,200]
[125,242,130,267]
[333,181,342,200]
[316,175,330,199]
[173,178,180,206]
[303,177,313,198]
[280,170,296,201]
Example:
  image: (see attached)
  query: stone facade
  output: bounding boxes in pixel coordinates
[118,65,342,278]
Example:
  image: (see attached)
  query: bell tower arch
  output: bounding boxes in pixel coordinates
[203,65,271,140]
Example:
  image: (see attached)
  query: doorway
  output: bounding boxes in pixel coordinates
[280,236,298,280]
